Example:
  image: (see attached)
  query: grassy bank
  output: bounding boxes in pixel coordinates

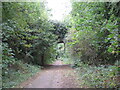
[2,61,40,88]
[75,62,119,88]
[62,57,119,88]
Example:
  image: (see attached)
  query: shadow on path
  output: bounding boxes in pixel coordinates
[43,64,72,70]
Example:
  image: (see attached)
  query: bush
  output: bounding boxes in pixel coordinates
[76,62,119,88]
[2,60,40,88]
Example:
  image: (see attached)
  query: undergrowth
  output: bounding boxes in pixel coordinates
[75,62,119,88]
[61,57,72,64]
[2,60,40,88]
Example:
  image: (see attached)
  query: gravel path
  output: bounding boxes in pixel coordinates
[23,60,80,88]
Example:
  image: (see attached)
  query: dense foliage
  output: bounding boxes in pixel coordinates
[76,62,119,88]
[2,2,58,66]
[63,2,120,88]
[65,2,120,65]
[51,21,68,43]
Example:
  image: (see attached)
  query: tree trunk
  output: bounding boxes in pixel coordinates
[41,53,44,66]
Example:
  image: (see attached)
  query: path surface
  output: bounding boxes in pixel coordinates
[24,60,80,88]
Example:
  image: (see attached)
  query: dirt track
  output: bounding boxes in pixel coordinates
[24,60,80,88]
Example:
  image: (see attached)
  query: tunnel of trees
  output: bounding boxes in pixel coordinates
[1,1,120,88]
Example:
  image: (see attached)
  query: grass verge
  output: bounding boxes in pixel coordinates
[75,63,119,88]
[2,60,40,88]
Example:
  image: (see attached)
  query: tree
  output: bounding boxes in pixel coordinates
[2,2,58,66]
[65,2,120,65]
